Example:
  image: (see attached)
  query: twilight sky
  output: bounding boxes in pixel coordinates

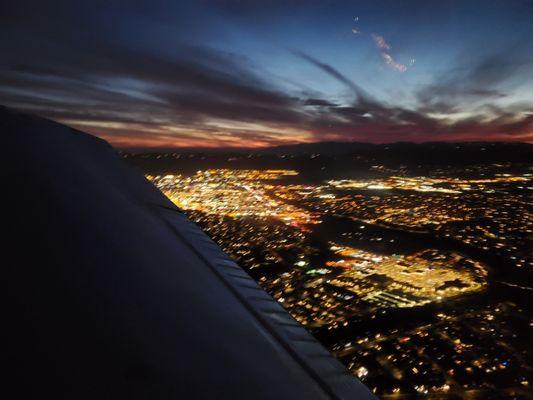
[1,0,532,148]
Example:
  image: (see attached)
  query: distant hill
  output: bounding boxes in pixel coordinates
[126,141,532,165]
[261,140,532,158]
[252,141,532,166]
[123,140,532,178]
[259,141,377,155]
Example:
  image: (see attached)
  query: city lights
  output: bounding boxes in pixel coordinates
[146,164,531,398]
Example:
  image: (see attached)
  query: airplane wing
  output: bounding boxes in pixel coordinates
[4,106,375,399]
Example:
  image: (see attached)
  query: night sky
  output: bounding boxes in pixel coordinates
[1,0,532,148]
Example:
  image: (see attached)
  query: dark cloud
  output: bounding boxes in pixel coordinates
[2,44,531,147]
[0,2,531,147]
[417,43,532,112]
[289,51,531,142]
[0,34,308,136]
[303,98,339,107]
[290,50,369,100]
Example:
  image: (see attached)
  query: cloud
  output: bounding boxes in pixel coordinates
[381,53,408,73]
[290,50,369,98]
[4,44,530,147]
[354,29,409,73]
[303,98,339,107]
[0,5,530,147]
[372,34,391,50]
[291,52,531,142]
[0,34,312,146]
[417,43,533,112]
[349,14,412,75]
[369,34,408,73]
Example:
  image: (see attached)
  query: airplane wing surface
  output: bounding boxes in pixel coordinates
[4,107,375,399]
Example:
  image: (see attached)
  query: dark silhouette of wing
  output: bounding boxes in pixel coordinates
[3,106,375,399]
